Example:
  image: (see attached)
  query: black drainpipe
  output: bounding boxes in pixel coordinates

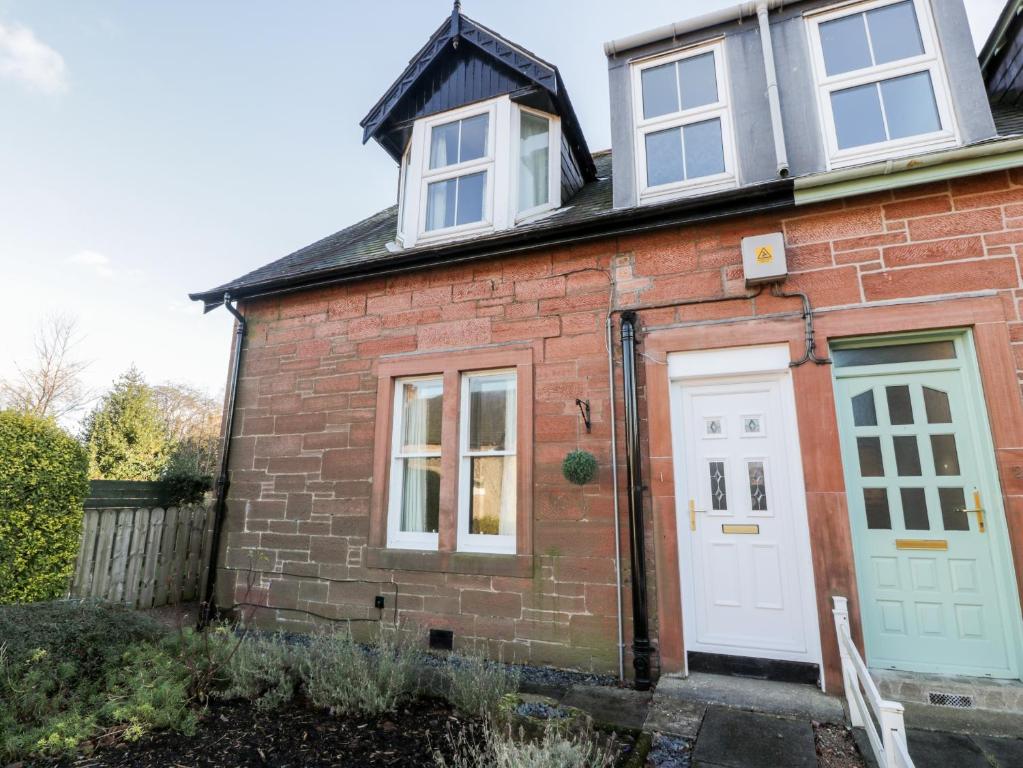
[199,292,247,629]
[619,311,652,691]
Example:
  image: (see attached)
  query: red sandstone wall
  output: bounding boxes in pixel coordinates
[219,168,1023,674]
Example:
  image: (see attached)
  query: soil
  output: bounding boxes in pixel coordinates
[44,699,475,768]
[814,722,867,768]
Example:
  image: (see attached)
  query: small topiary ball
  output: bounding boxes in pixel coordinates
[562,450,598,485]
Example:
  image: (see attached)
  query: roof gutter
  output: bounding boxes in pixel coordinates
[603,0,786,57]
[794,137,1023,206]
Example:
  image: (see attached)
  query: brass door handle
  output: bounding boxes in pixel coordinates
[689,499,706,531]
[955,490,986,533]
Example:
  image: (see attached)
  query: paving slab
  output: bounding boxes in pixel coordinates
[656,672,844,722]
[645,695,707,739]
[691,706,818,768]
[905,729,989,768]
[561,684,652,731]
[972,735,1023,767]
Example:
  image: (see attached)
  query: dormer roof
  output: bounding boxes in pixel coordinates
[359,3,596,181]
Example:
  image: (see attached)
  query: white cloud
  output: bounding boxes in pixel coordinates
[67,250,114,278]
[0,21,67,94]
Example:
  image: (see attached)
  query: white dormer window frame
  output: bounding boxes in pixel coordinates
[397,95,562,247]
[805,0,959,170]
[630,39,737,205]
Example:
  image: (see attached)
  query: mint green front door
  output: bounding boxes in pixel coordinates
[834,334,1020,678]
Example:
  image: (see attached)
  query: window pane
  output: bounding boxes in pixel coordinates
[931,434,961,476]
[679,52,718,110]
[852,390,878,427]
[901,487,929,530]
[865,488,892,530]
[456,171,486,226]
[426,178,457,231]
[886,385,914,425]
[459,114,488,163]
[641,61,679,119]
[469,374,516,452]
[893,435,922,476]
[519,112,550,211]
[832,82,886,149]
[867,1,924,66]
[469,455,516,536]
[939,487,968,531]
[820,13,872,76]
[923,387,952,424]
[401,379,443,452]
[401,457,440,534]
[748,461,768,512]
[645,127,684,187]
[858,436,885,477]
[709,461,728,510]
[430,121,460,169]
[833,341,956,367]
[881,71,940,140]
[684,118,725,179]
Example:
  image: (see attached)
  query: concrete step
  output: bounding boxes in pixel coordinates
[653,672,844,723]
[872,668,1023,716]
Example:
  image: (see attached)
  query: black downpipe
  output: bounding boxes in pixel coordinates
[619,311,652,691]
[199,293,247,629]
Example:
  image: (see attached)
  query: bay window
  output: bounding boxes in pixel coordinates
[370,349,533,572]
[807,0,957,167]
[631,40,736,202]
[396,96,561,247]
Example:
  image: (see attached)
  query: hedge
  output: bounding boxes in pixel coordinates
[0,411,90,604]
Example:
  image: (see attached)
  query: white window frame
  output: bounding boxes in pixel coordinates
[512,105,561,222]
[457,369,517,555]
[805,0,959,170]
[386,375,443,551]
[630,39,737,204]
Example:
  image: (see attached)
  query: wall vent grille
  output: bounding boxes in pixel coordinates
[928,692,974,709]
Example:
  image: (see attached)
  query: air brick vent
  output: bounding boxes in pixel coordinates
[928,692,974,709]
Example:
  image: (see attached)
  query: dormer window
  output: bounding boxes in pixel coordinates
[631,41,736,204]
[807,0,957,168]
[396,96,562,247]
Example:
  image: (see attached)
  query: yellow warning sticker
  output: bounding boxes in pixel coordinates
[755,246,774,264]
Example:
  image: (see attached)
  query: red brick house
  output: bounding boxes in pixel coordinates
[192,1,1023,697]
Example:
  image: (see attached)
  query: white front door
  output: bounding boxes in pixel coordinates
[669,348,820,666]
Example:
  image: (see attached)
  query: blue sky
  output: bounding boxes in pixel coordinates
[0,0,1005,424]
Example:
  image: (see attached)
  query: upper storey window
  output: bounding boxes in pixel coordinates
[807,0,957,168]
[631,41,736,203]
[397,96,561,247]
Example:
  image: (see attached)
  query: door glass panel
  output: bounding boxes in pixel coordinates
[748,461,768,511]
[709,461,727,511]
[886,385,914,425]
[852,390,878,426]
[893,435,922,476]
[832,341,956,367]
[931,434,961,476]
[858,436,885,476]
[923,387,952,424]
[900,487,929,530]
[939,487,968,531]
[865,488,892,530]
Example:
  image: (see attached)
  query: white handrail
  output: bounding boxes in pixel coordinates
[833,597,915,768]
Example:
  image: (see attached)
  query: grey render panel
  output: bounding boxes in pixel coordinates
[606,0,996,210]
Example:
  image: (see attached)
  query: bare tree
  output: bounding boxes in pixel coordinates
[1,313,91,419]
[152,381,222,477]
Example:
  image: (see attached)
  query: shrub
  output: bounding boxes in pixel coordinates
[301,627,424,716]
[160,469,213,506]
[435,720,618,768]
[443,648,520,717]
[0,411,90,603]
[219,633,298,712]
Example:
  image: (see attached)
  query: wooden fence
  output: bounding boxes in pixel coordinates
[70,505,215,610]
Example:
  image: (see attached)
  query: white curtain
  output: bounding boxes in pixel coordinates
[400,386,430,533]
[498,379,517,536]
[519,113,549,211]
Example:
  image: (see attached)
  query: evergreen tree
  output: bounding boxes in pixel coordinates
[82,367,170,480]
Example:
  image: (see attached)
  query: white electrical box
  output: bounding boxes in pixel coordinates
[741,233,787,286]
